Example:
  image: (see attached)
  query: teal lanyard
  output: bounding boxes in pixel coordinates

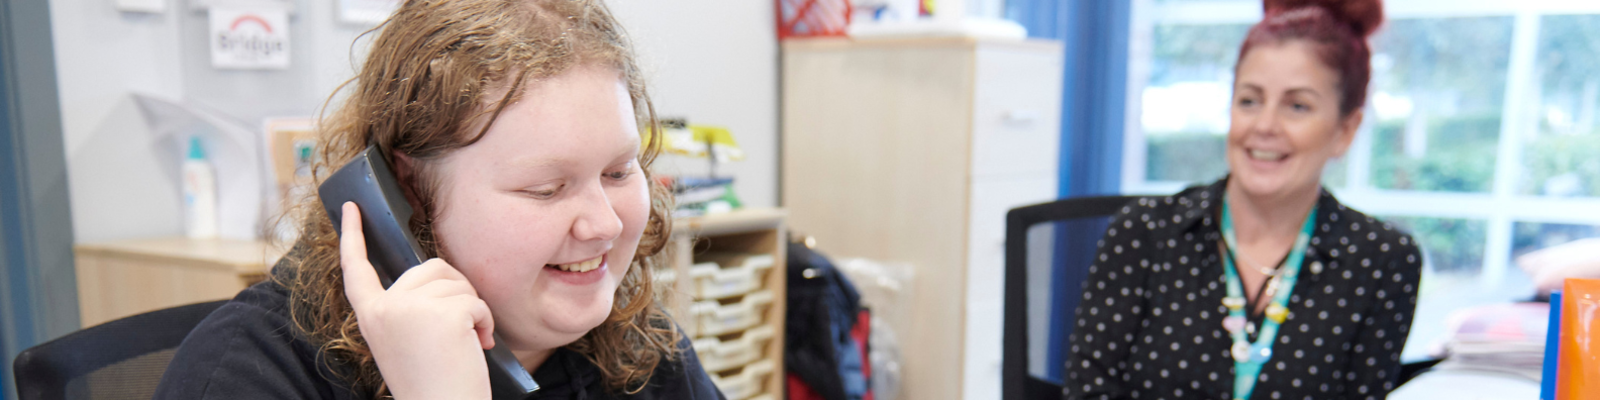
[1220,199,1317,400]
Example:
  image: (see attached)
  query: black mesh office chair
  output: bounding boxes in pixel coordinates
[12,300,227,400]
[1000,196,1442,400]
[1002,195,1136,400]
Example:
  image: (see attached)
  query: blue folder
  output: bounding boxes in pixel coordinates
[1542,291,1562,400]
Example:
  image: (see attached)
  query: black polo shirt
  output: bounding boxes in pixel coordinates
[153,262,725,400]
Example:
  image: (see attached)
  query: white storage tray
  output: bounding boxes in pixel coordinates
[689,290,774,337]
[692,325,776,372]
[689,253,775,299]
[709,359,776,400]
[653,266,677,284]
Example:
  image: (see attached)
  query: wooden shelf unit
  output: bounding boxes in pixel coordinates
[665,208,788,400]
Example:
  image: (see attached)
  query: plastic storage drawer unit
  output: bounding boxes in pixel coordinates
[692,325,776,372]
[709,360,776,400]
[689,253,775,299]
[688,290,775,337]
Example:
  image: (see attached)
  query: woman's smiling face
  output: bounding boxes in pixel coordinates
[427,64,650,353]
[1227,40,1362,200]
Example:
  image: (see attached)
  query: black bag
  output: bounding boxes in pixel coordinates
[784,240,865,400]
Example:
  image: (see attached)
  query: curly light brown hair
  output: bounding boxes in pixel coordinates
[274,0,679,397]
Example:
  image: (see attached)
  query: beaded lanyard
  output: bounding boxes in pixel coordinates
[1220,200,1317,400]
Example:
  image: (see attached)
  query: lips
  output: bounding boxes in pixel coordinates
[1248,149,1288,162]
[547,255,604,273]
[543,254,610,286]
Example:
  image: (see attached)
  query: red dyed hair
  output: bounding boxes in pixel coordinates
[1237,0,1385,116]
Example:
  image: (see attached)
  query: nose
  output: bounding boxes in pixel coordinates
[1250,100,1281,136]
[570,182,624,243]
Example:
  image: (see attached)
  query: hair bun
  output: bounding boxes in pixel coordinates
[1264,0,1384,37]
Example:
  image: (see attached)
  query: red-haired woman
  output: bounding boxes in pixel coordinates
[1065,1,1422,399]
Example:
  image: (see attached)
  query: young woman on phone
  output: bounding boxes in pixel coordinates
[155,1,722,398]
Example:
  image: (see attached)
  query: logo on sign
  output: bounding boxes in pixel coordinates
[217,14,285,62]
[209,7,289,69]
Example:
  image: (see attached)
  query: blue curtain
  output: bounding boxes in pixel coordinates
[0,28,28,399]
[1006,0,1132,384]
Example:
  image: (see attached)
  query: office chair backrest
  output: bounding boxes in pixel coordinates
[12,300,227,400]
[1002,195,1139,400]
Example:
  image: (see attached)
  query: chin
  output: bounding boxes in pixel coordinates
[544,296,615,335]
[1233,170,1320,201]
[1234,173,1284,196]
[504,309,611,351]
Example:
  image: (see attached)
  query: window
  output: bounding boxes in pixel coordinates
[1124,0,1600,361]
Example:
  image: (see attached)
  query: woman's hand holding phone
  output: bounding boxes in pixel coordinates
[339,202,497,400]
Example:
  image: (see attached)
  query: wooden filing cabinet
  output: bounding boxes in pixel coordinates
[783,37,1064,400]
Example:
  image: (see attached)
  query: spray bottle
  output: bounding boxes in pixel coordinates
[182,136,219,239]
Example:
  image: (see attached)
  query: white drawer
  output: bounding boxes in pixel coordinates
[690,253,776,300]
[693,325,776,373]
[689,290,775,337]
[710,359,777,400]
[971,45,1064,179]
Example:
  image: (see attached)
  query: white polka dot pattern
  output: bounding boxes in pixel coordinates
[1063,181,1423,400]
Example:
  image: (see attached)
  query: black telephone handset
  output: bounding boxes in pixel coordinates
[320,145,540,399]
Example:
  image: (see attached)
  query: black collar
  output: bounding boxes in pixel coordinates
[1171,177,1352,276]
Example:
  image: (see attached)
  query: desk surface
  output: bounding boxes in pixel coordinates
[74,209,786,274]
[75,237,286,274]
[1389,370,1539,400]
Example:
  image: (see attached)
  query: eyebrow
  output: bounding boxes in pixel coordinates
[503,156,567,171]
[1236,83,1324,99]
[501,145,640,171]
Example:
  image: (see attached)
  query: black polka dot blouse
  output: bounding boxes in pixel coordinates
[1065,179,1423,400]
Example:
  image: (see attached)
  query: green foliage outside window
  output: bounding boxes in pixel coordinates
[1366,17,1512,194]
[1368,115,1500,193]
[1146,133,1227,183]
[1525,15,1600,197]
[1523,133,1600,197]
[1148,24,1248,86]
[1382,216,1487,273]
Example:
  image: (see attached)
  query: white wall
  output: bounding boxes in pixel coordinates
[51,0,188,243]
[608,0,779,209]
[51,0,369,243]
[51,0,778,243]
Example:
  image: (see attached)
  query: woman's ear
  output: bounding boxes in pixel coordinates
[1331,109,1363,158]
[390,151,426,212]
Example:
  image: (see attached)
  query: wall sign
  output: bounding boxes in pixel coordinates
[209,7,290,70]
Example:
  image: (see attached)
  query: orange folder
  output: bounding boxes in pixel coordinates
[1558,278,1600,399]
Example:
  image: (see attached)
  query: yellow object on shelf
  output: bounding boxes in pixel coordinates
[660,124,744,162]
